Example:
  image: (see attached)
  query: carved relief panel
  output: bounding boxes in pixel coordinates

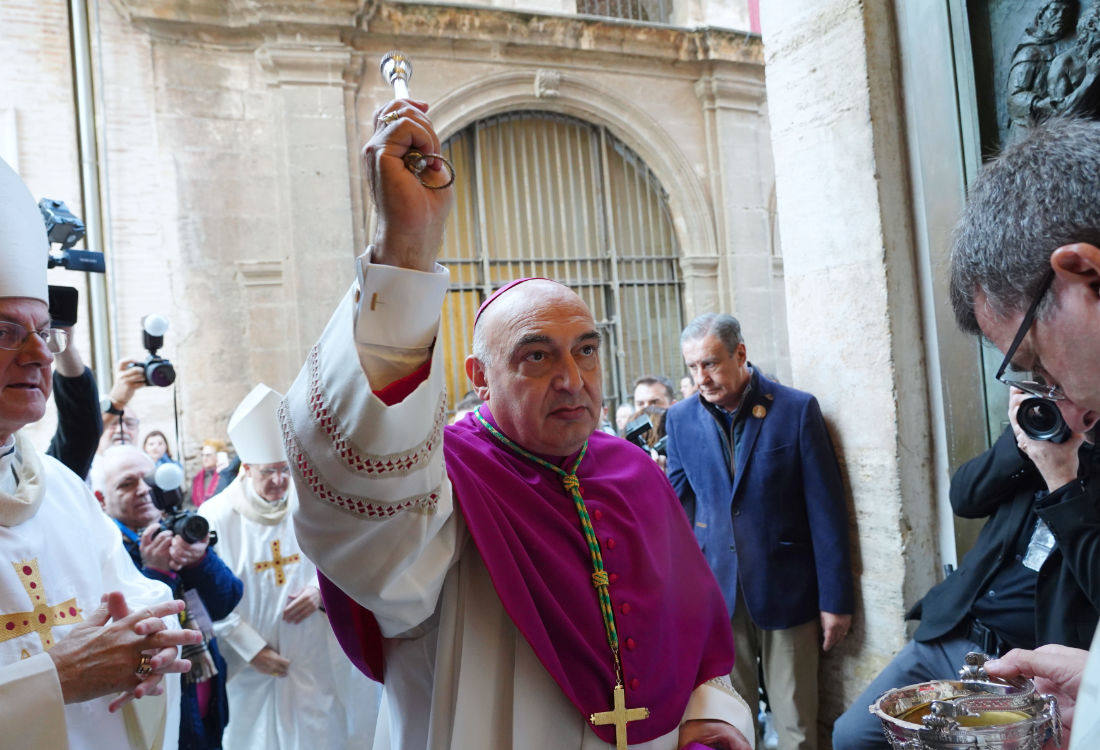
[969,0,1100,149]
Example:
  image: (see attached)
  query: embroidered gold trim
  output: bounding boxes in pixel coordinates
[279,400,441,518]
[305,344,445,479]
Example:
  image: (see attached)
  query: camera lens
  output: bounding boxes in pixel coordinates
[173,513,210,544]
[1017,397,1072,443]
[146,361,176,388]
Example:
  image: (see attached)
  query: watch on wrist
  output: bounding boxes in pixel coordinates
[100,395,124,416]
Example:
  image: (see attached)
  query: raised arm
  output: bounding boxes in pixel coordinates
[284,99,463,637]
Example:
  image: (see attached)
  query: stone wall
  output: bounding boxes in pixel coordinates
[2,0,780,468]
[760,0,940,739]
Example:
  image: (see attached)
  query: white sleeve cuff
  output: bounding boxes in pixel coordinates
[682,676,756,749]
[353,247,450,350]
[222,619,269,664]
[0,652,67,746]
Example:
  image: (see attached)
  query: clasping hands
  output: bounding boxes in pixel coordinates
[48,591,200,710]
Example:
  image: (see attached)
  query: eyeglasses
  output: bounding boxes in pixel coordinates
[258,466,291,479]
[994,268,1065,401]
[0,321,69,354]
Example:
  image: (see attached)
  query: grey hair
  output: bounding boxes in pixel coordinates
[680,313,743,354]
[950,117,1100,334]
[470,316,491,367]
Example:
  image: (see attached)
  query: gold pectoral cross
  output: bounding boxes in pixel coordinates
[590,683,650,750]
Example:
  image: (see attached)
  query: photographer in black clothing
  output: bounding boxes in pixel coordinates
[46,327,101,478]
[832,389,1099,749]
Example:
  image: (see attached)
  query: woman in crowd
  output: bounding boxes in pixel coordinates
[142,429,182,468]
[192,438,225,507]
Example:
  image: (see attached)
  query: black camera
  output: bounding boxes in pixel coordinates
[150,463,215,545]
[1017,396,1072,443]
[39,198,106,327]
[130,315,176,387]
[624,414,668,456]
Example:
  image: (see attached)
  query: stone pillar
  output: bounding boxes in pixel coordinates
[694,63,787,379]
[760,0,938,736]
[680,255,720,316]
[257,39,360,365]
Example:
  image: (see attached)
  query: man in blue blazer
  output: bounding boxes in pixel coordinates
[665,313,855,750]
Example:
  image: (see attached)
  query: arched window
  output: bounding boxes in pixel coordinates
[438,111,684,411]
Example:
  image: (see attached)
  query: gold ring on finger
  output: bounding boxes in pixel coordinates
[402,150,456,190]
[135,654,153,678]
[379,111,401,124]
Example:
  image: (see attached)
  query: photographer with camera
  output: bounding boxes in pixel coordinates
[944,117,1100,746]
[624,405,669,466]
[832,389,1100,749]
[96,316,176,456]
[95,445,242,750]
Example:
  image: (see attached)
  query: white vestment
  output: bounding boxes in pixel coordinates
[1070,627,1100,749]
[0,433,180,750]
[199,476,379,750]
[283,254,754,750]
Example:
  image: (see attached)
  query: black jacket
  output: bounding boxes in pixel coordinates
[46,366,102,479]
[909,426,1100,650]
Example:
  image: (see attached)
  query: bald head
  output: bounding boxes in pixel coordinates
[95,444,159,531]
[97,444,153,485]
[465,280,602,456]
[471,279,586,363]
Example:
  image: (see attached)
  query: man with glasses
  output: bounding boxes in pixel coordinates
[948,116,1100,747]
[832,384,1099,749]
[0,156,199,746]
[199,384,377,749]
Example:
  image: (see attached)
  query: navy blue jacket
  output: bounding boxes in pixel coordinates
[115,521,243,749]
[665,368,854,629]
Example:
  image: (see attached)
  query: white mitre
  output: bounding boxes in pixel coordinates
[0,157,48,303]
[227,384,286,464]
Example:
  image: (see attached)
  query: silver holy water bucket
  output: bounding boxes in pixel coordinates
[869,652,1062,749]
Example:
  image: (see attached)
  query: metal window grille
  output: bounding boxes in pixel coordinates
[438,111,684,412]
[575,0,671,24]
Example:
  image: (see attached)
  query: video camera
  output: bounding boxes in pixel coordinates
[150,463,216,545]
[624,413,668,456]
[131,315,176,388]
[39,199,105,327]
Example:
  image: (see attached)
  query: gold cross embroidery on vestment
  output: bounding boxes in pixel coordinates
[253,540,300,586]
[0,559,83,650]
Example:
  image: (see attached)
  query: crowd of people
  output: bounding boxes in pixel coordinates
[2,90,1099,750]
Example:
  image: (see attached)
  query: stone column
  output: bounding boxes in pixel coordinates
[693,63,787,379]
[760,0,938,735]
[257,39,360,368]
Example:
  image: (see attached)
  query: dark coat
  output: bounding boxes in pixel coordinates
[116,521,243,749]
[47,366,102,480]
[910,425,1100,650]
[665,368,854,629]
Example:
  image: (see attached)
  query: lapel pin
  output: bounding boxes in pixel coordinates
[752,405,767,419]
